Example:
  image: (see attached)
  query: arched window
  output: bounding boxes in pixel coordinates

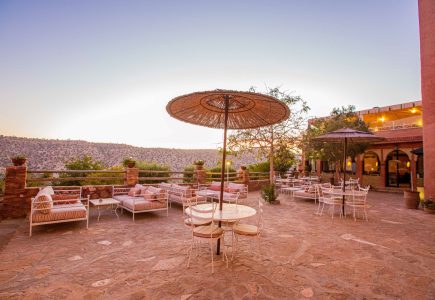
[363,152,380,175]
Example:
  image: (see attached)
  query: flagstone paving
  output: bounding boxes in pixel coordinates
[0,191,434,299]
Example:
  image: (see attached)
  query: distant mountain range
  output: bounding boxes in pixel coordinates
[0,135,260,173]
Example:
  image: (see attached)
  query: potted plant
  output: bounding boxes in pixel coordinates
[11,155,27,166]
[193,160,205,170]
[423,199,435,214]
[404,169,420,209]
[122,157,136,168]
[261,183,280,204]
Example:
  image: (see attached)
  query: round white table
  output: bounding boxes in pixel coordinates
[185,203,256,222]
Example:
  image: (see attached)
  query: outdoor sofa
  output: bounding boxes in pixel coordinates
[198,181,248,201]
[157,183,208,207]
[29,186,89,237]
[112,184,169,221]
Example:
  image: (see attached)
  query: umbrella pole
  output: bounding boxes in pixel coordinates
[217,96,229,255]
[342,138,347,215]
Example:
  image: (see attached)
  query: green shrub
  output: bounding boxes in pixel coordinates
[137,161,171,184]
[60,155,105,186]
[207,165,236,181]
[86,165,125,185]
[261,184,278,203]
[183,165,195,183]
[248,162,269,180]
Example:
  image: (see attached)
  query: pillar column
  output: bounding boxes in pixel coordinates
[316,160,322,177]
[355,155,363,180]
[125,167,139,186]
[411,155,417,191]
[2,166,28,218]
[419,0,435,199]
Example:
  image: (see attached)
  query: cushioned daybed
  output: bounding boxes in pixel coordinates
[29,186,89,237]
[113,184,168,221]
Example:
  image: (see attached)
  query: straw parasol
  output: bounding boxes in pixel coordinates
[167,89,290,254]
[314,128,384,214]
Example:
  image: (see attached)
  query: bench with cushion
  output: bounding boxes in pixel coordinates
[157,183,206,207]
[113,184,168,221]
[293,184,318,203]
[198,181,248,201]
[29,186,89,237]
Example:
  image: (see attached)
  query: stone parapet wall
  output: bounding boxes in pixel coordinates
[248,180,269,191]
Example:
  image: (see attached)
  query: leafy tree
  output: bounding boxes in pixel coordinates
[227,87,309,183]
[274,142,296,175]
[86,165,125,185]
[301,105,371,174]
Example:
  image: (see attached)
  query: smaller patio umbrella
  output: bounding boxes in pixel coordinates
[314,128,384,214]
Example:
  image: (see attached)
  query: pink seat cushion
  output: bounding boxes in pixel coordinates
[122,198,167,211]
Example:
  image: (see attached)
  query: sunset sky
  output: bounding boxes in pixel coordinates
[0,0,420,149]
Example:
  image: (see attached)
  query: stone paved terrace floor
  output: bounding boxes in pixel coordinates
[0,191,434,299]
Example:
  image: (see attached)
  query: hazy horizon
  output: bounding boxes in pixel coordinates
[0,0,421,149]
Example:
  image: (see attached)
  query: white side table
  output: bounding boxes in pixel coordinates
[90,198,120,221]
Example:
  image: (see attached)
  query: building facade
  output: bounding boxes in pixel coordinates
[305,101,423,191]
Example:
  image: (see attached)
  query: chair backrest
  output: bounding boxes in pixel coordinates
[187,202,217,228]
[224,192,240,205]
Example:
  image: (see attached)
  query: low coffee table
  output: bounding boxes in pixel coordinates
[90,198,120,221]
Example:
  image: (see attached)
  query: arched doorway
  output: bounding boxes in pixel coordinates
[386,150,410,188]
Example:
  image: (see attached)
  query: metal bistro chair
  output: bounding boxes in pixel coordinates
[232,200,263,260]
[186,202,228,273]
[182,194,211,228]
[346,186,370,221]
[317,185,344,219]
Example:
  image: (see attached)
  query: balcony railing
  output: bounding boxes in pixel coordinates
[372,122,422,132]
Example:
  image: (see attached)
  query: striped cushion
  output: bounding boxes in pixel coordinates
[32,203,86,223]
[34,194,53,214]
[122,198,167,211]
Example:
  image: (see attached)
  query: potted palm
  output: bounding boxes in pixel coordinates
[11,155,27,166]
[261,184,280,204]
[404,168,420,209]
[423,199,435,214]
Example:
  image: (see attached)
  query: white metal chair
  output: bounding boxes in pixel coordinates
[186,203,228,273]
[317,186,344,219]
[346,186,370,221]
[182,195,211,228]
[231,201,263,260]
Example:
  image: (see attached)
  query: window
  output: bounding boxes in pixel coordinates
[363,152,380,175]
[322,161,336,173]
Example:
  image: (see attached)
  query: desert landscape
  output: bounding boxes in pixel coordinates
[0,135,259,173]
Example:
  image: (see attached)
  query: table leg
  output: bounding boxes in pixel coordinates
[114,204,119,219]
[97,206,101,222]
[216,220,221,255]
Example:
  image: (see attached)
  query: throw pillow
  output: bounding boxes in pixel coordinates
[143,190,157,201]
[34,194,53,214]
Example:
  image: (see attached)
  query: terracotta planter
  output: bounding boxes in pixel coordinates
[11,158,26,166]
[195,164,204,170]
[127,162,136,168]
[404,190,420,209]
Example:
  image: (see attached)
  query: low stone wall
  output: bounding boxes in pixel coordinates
[248,180,269,191]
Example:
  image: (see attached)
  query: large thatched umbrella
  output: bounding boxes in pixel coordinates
[167,89,290,253]
[314,128,384,214]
